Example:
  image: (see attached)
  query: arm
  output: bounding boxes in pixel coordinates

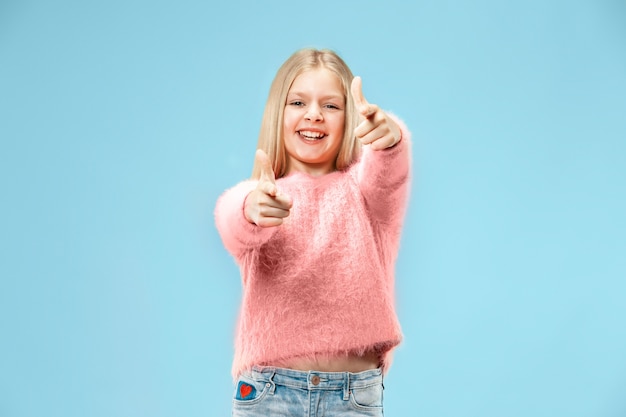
[351,77,412,225]
[357,115,411,225]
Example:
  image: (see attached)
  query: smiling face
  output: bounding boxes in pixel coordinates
[282,67,346,176]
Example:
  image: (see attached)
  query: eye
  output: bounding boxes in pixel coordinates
[324,104,341,110]
[289,101,304,106]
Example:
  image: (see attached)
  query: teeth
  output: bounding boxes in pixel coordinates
[299,130,325,139]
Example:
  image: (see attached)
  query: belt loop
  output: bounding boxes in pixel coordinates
[343,372,350,401]
[267,370,277,395]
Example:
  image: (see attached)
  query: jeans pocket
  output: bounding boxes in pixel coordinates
[232,374,271,407]
[349,382,384,411]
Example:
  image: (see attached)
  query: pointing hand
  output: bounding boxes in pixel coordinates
[351,76,401,150]
[244,149,293,227]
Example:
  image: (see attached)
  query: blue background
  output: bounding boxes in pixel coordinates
[1,0,625,416]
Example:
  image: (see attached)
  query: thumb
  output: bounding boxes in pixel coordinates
[351,76,376,118]
[255,149,277,195]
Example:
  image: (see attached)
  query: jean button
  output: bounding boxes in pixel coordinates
[311,375,320,385]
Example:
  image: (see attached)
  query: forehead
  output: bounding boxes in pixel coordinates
[288,68,344,96]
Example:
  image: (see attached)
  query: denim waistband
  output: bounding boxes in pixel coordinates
[249,365,383,392]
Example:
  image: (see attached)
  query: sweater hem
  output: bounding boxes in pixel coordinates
[232,338,402,380]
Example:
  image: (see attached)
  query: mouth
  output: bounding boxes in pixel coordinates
[298,130,326,141]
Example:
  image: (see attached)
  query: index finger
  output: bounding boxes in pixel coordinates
[351,76,376,118]
[256,149,276,183]
[255,149,277,196]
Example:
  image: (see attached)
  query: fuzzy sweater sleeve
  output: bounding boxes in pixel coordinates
[356,113,412,227]
[214,180,278,258]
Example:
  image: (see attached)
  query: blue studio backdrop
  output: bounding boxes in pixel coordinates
[1,1,625,416]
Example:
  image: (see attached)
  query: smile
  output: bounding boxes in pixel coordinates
[298,130,326,140]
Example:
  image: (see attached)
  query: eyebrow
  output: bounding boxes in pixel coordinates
[287,91,344,101]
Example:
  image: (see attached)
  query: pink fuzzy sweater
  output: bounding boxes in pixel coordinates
[215,117,411,378]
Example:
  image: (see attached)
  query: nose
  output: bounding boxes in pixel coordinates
[305,104,323,121]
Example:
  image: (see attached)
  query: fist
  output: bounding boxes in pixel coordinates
[351,76,401,150]
[244,149,293,227]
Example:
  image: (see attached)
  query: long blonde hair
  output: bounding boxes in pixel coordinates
[251,48,361,179]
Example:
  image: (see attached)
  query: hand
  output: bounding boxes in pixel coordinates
[351,76,401,150]
[244,149,293,227]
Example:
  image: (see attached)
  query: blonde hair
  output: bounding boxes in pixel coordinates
[251,48,361,179]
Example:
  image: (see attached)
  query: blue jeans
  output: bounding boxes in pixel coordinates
[232,366,385,416]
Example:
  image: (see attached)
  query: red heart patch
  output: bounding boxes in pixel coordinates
[240,383,253,398]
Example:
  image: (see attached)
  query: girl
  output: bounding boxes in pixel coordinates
[215,48,411,416]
